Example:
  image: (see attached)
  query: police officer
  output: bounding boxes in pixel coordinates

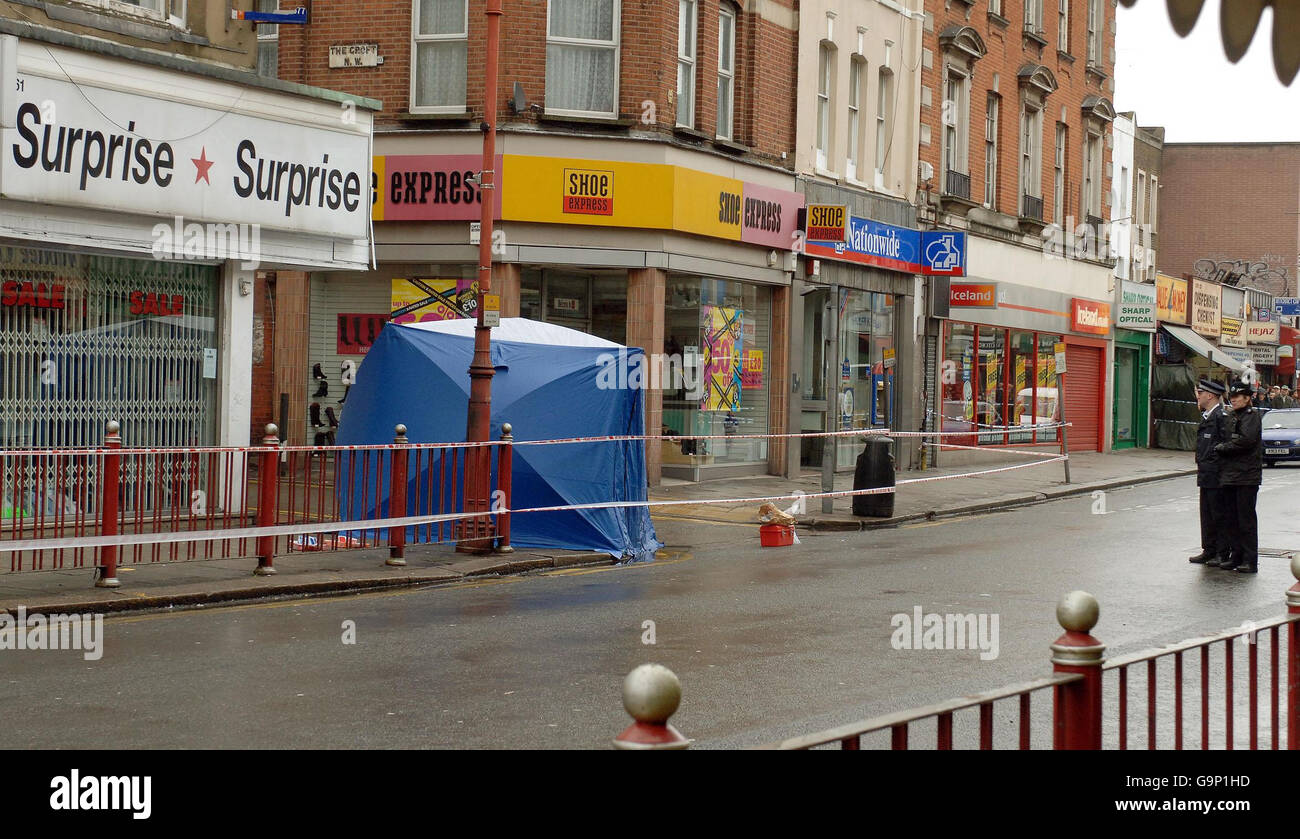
[1189,379,1231,566]
[1215,380,1264,574]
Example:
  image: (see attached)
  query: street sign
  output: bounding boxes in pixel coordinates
[1054,342,1067,373]
[483,294,501,327]
[883,348,896,369]
[1273,297,1300,316]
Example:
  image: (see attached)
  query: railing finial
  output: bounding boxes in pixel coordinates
[614,664,690,750]
[1056,590,1099,634]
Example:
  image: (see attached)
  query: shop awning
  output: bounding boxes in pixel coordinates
[1163,324,1246,374]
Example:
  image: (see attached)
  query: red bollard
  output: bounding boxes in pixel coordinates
[95,420,122,589]
[387,423,409,566]
[614,664,691,750]
[1287,555,1299,750]
[255,424,279,576]
[495,422,513,554]
[1051,590,1105,749]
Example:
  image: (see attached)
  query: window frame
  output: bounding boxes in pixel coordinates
[816,42,834,172]
[1086,0,1102,66]
[942,67,970,178]
[410,0,470,115]
[717,4,737,140]
[1053,122,1067,223]
[256,0,279,78]
[1025,0,1044,34]
[1020,101,1043,201]
[984,93,999,209]
[676,0,698,129]
[1058,0,1069,53]
[847,56,865,181]
[545,0,622,119]
[875,66,893,177]
[1083,130,1103,217]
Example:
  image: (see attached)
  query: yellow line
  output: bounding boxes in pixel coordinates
[651,514,756,528]
[541,551,693,576]
[901,519,959,529]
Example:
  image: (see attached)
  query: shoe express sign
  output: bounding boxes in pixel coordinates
[2,40,372,240]
[803,213,966,276]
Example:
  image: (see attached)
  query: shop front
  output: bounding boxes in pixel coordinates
[799,202,958,470]
[1152,274,1242,449]
[347,139,805,482]
[931,277,1111,454]
[1113,281,1156,449]
[0,30,375,450]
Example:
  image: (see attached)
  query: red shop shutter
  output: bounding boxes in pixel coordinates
[1064,345,1102,452]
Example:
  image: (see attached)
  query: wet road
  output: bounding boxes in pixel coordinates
[3,470,1298,749]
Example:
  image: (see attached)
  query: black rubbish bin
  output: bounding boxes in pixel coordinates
[852,436,895,518]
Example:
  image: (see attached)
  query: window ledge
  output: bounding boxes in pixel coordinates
[1085,62,1109,81]
[397,111,474,122]
[1023,29,1049,49]
[712,138,749,155]
[813,166,841,180]
[673,126,710,143]
[1057,50,1076,65]
[538,112,635,129]
[987,11,1010,29]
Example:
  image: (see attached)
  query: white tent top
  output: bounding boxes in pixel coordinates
[402,317,623,348]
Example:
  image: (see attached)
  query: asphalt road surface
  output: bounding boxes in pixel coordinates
[3,470,1298,749]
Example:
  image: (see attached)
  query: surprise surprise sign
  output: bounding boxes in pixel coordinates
[2,42,372,240]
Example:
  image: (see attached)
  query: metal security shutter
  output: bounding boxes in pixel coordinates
[1064,345,1102,452]
[923,334,937,432]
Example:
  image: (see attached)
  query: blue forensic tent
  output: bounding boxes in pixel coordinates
[335,318,661,561]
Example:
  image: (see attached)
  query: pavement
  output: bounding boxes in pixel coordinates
[652,446,1198,531]
[0,446,1196,617]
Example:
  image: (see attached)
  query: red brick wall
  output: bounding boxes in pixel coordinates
[918,2,1116,225]
[277,1,797,167]
[1158,144,1300,298]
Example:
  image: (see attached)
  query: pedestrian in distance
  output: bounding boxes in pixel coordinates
[1189,379,1232,567]
[1215,380,1264,574]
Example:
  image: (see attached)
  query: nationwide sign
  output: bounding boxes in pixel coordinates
[1072,298,1111,335]
[805,215,966,276]
[2,43,372,240]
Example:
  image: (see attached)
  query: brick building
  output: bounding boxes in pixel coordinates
[916,0,1119,455]
[1158,143,1300,301]
[269,0,806,483]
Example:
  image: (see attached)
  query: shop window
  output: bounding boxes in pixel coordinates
[411,0,469,112]
[546,0,620,117]
[663,278,770,467]
[941,323,1061,446]
[1035,333,1062,442]
[835,290,895,468]
[0,249,219,449]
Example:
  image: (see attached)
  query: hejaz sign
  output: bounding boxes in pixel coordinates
[1072,299,1111,335]
[1246,320,1279,344]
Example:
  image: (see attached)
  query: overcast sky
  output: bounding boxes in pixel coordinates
[1114,0,1300,142]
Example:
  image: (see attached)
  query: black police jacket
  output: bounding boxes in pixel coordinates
[1195,404,1225,487]
[1216,406,1263,486]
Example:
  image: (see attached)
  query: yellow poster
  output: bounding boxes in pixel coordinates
[390,278,477,323]
[702,306,743,412]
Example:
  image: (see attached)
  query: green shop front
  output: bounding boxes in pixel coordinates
[1113,281,1154,449]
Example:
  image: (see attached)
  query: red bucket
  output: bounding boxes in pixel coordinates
[759,524,795,547]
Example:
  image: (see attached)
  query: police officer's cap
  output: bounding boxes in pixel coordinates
[1197,379,1226,395]
[1227,380,1253,396]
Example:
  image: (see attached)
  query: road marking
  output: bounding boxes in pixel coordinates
[901,519,960,530]
[652,514,755,528]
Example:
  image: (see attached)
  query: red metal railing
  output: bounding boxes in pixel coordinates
[765,567,1300,750]
[1,421,511,585]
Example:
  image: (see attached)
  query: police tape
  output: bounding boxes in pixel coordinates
[0,452,1068,554]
